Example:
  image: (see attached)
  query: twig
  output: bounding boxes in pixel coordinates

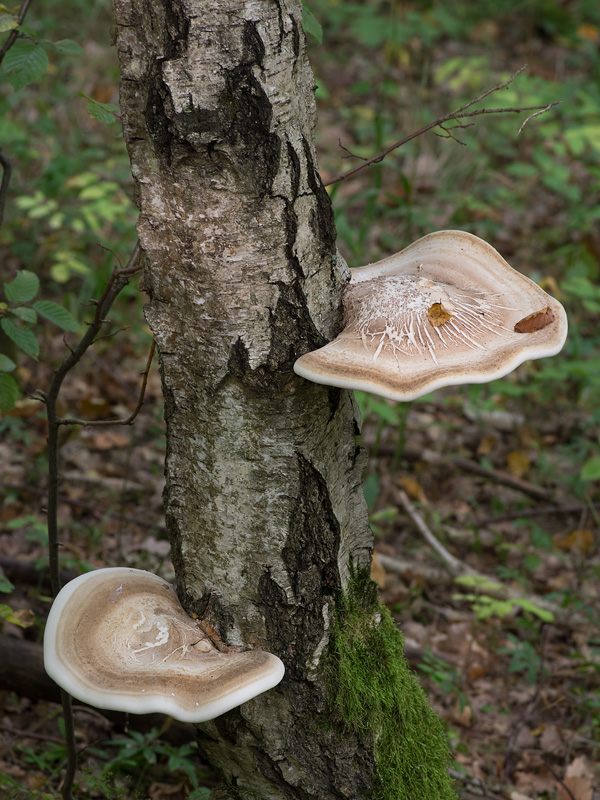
[39,240,142,596]
[0,0,34,65]
[393,488,589,630]
[446,454,553,502]
[324,65,561,186]
[57,338,155,426]
[0,723,66,745]
[39,240,142,800]
[0,148,12,231]
[475,501,600,527]
[542,756,576,800]
[394,488,476,578]
[517,103,558,135]
[397,446,554,503]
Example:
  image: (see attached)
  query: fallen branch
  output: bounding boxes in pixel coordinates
[397,446,555,503]
[394,488,475,578]
[324,65,561,187]
[475,501,600,527]
[392,488,589,630]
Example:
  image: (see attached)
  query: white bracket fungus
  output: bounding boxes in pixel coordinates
[43,568,285,723]
[294,230,567,401]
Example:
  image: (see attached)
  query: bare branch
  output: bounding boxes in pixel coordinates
[0,148,12,231]
[58,338,156,427]
[324,66,561,187]
[517,102,561,135]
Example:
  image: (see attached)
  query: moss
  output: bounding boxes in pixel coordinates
[322,565,457,800]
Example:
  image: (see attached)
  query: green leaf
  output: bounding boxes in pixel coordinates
[43,38,84,55]
[0,373,19,410]
[32,300,79,331]
[0,12,18,32]
[78,92,119,124]
[4,270,39,303]
[0,354,16,372]
[513,598,554,623]
[581,456,600,481]
[454,574,503,593]
[302,5,323,43]
[0,318,38,359]
[3,40,49,91]
[11,306,37,324]
[0,572,14,593]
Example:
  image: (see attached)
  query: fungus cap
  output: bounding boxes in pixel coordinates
[294,230,567,401]
[43,568,285,723]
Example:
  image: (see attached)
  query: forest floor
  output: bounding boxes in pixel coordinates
[1,1,600,799]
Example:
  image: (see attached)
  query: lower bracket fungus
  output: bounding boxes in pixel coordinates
[294,230,567,401]
[43,568,285,723]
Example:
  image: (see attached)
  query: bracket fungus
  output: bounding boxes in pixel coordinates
[43,568,285,723]
[294,230,567,401]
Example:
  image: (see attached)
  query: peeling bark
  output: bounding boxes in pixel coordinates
[114,1,375,796]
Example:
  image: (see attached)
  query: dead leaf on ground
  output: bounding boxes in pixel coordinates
[559,776,593,800]
[506,450,531,479]
[371,551,386,588]
[555,529,595,556]
[86,430,131,451]
[399,475,427,503]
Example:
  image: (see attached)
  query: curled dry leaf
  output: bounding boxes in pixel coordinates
[514,306,555,333]
[427,301,453,327]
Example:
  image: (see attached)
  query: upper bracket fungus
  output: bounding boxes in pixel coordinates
[294,230,567,401]
[43,568,285,723]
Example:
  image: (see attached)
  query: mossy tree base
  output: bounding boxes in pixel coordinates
[323,566,457,800]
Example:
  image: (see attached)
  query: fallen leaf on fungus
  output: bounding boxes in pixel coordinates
[514,306,555,333]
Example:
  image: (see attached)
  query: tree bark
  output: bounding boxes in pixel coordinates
[113,1,375,797]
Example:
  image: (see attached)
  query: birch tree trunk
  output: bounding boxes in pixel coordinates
[113,3,455,799]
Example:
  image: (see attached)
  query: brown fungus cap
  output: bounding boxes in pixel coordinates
[294,230,567,401]
[43,568,285,722]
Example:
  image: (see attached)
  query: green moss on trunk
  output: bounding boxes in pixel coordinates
[322,566,457,800]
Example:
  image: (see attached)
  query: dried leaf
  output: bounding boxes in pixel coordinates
[477,434,497,456]
[514,306,555,333]
[427,301,453,327]
[555,529,594,556]
[370,551,386,588]
[506,450,531,478]
[565,755,595,780]
[399,475,427,503]
[559,776,592,800]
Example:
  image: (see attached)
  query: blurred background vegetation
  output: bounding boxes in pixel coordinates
[1,0,600,797]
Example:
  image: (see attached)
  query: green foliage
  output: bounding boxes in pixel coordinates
[1,32,82,91]
[418,650,470,713]
[0,270,79,409]
[498,634,543,685]
[302,5,323,44]
[322,564,457,799]
[453,575,555,622]
[78,91,120,124]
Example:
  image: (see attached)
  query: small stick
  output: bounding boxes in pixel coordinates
[57,338,155,427]
[324,66,561,187]
[394,488,475,578]
[475,501,600,527]
[0,724,66,745]
[392,489,589,629]
[193,615,230,653]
